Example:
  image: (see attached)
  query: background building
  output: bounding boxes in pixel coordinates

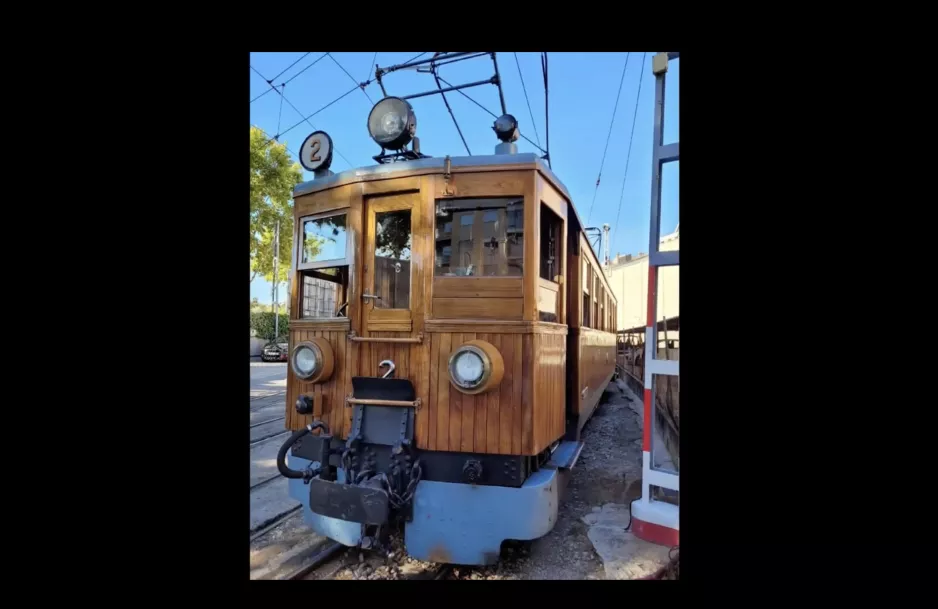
[606,224,679,338]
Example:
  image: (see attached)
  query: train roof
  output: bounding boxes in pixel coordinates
[294,152,578,224]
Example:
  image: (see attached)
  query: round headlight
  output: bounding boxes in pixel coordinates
[290,339,336,384]
[448,340,504,395]
[453,350,485,386]
[292,344,320,380]
[367,96,416,150]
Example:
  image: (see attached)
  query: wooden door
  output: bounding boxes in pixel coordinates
[362,193,417,336]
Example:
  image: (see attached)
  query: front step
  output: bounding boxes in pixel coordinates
[547,441,585,470]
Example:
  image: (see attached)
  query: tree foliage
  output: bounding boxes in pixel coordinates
[251,311,289,341]
[250,126,303,284]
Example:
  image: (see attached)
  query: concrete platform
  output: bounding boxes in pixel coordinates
[250,363,301,535]
[582,504,671,579]
[250,362,287,399]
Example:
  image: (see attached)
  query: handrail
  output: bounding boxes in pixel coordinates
[346,396,422,410]
[347,331,423,344]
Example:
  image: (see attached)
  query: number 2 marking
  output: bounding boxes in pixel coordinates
[309,139,321,163]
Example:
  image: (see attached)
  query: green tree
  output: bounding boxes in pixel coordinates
[250,126,303,284]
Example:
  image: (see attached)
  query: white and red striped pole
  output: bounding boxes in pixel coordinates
[631,266,679,546]
[630,52,679,547]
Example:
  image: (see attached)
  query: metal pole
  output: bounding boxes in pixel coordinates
[491,52,507,115]
[377,52,476,77]
[274,220,280,339]
[401,77,496,101]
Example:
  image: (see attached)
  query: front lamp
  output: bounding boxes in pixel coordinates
[291,338,335,384]
[493,113,519,143]
[448,340,504,395]
[367,96,417,150]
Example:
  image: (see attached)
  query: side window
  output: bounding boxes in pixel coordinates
[594,274,600,331]
[434,197,523,277]
[540,203,563,282]
[297,211,350,319]
[582,262,591,328]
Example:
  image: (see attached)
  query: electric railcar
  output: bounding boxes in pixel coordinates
[276,93,618,566]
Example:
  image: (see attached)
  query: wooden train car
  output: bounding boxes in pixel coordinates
[276,91,617,566]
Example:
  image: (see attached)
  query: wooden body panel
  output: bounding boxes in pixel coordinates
[421,323,567,456]
[285,322,352,437]
[285,163,617,457]
[571,328,617,426]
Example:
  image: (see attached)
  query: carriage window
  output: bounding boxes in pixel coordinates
[594,275,600,330]
[300,212,348,268]
[600,291,606,331]
[540,203,563,282]
[434,197,523,276]
[300,266,348,319]
[374,208,412,309]
[582,263,591,328]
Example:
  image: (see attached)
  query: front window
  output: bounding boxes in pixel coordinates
[297,211,349,318]
[434,197,523,277]
[300,212,348,268]
[301,268,347,319]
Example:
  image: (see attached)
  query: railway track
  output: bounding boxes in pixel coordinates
[281,541,453,580]
[248,370,453,581]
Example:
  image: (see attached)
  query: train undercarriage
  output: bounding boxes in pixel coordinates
[278,374,587,566]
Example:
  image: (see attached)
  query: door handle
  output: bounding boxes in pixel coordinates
[362,293,381,301]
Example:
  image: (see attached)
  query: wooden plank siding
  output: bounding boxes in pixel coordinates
[283,164,617,458]
[285,325,351,437]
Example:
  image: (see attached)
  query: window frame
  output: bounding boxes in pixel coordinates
[432,196,525,278]
[299,267,348,320]
[296,209,352,272]
[364,196,416,327]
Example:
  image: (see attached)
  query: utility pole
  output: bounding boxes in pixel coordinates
[273,220,280,339]
[602,223,611,272]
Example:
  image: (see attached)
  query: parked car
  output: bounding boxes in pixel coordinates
[261,337,289,362]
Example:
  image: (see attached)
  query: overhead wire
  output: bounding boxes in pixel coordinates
[436,75,547,155]
[432,61,471,155]
[365,52,378,81]
[329,53,375,105]
[586,52,631,226]
[252,124,300,159]
[265,83,360,146]
[251,64,355,169]
[276,84,285,136]
[513,52,541,150]
[401,51,429,66]
[273,87,355,169]
[250,52,329,103]
[283,52,330,86]
[541,52,550,169]
[270,52,312,83]
[611,52,648,255]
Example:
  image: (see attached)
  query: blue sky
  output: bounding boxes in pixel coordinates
[250,51,678,304]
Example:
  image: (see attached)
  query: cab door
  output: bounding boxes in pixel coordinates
[359,192,419,377]
[362,193,416,333]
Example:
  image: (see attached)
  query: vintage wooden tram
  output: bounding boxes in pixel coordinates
[276,65,617,565]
